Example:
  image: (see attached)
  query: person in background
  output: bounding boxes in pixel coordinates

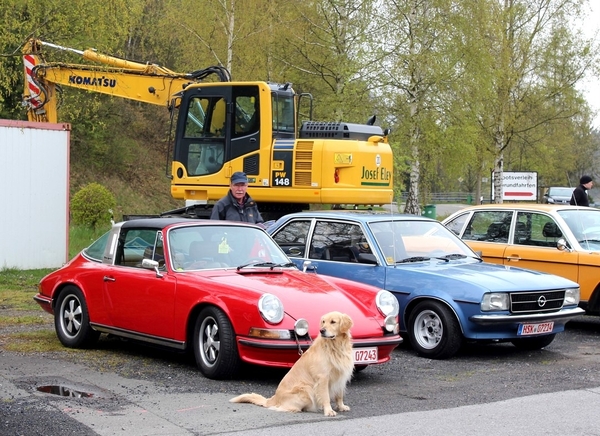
[210,171,265,226]
[570,175,594,206]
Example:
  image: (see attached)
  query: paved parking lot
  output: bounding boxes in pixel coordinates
[2,315,600,435]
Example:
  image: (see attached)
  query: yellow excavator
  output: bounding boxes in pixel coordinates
[23,39,394,219]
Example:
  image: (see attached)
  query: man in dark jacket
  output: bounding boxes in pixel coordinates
[570,175,594,206]
[210,172,265,226]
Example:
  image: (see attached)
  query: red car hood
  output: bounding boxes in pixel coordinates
[205,269,382,337]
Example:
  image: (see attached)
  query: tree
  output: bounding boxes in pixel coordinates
[380,0,466,214]
[459,0,596,203]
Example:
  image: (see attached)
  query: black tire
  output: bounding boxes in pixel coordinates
[54,285,100,348]
[193,306,241,379]
[407,300,462,359]
[511,334,556,350]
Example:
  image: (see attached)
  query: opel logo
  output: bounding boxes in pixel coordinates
[537,295,547,307]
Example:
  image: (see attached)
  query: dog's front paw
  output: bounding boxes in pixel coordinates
[323,407,337,417]
[338,404,350,412]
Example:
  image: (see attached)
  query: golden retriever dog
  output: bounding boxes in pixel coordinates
[230,311,354,416]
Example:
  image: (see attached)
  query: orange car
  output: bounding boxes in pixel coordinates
[443,204,600,316]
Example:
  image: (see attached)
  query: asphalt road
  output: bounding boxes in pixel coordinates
[2,315,600,436]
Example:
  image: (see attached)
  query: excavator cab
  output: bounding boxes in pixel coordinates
[173,83,267,181]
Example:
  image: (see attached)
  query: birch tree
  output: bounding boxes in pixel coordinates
[461,0,594,203]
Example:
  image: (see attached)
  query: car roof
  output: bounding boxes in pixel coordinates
[118,218,258,230]
[277,210,435,223]
[446,204,593,213]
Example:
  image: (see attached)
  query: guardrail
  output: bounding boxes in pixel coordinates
[398,192,486,204]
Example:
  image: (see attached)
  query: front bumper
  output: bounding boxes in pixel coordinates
[33,294,53,314]
[237,334,403,368]
[469,307,585,325]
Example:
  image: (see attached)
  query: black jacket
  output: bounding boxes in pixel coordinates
[570,184,590,206]
[210,190,264,224]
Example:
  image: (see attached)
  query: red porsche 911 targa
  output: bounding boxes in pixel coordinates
[35,218,402,379]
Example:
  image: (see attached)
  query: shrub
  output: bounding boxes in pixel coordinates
[71,183,116,228]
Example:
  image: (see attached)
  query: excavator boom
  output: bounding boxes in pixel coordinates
[23,39,229,122]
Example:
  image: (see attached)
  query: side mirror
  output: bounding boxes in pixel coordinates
[302,260,317,273]
[142,258,164,277]
[556,238,572,252]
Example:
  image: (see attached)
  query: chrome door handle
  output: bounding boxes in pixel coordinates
[103,276,116,282]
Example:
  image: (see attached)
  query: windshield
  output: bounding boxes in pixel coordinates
[558,209,600,250]
[168,225,290,270]
[369,220,476,265]
[549,188,574,197]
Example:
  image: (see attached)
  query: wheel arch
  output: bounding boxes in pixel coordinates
[50,281,84,312]
[185,302,232,351]
[584,284,600,315]
[403,296,465,335]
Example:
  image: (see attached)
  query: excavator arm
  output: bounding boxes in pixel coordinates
[22,39,230,123]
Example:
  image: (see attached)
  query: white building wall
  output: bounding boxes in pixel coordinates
[0,120,70,269]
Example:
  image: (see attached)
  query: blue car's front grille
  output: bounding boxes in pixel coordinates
[510,290,565,313]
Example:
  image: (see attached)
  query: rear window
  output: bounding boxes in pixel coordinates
[83,231,110,261]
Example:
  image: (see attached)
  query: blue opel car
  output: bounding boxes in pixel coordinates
[267,211,584,359]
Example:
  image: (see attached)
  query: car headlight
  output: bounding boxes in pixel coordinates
[258,293,284,324]
[294,318,309,336]
[481,293,509,311]
[376,290,399,317]
[564,288,580,306]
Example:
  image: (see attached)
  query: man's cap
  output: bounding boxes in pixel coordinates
[580,175,593,184]
[231,172,248,184]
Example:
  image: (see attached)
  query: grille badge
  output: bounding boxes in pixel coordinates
[537,296,547,307]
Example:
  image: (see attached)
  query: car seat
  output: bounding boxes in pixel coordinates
[514,222,531,244]
[486,222,508,242]
[542,222,562,238]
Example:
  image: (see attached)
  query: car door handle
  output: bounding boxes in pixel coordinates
[103,276,116,282]
[506,255,521,261]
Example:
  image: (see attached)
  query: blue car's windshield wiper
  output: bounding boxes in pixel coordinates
[440,253,468,260]
[396,256,431,264]
[396,255,460,264]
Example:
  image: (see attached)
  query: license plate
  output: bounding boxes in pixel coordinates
[353,347,378,364]
[518,321,554,336]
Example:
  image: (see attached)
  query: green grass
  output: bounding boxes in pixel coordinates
[1,330,65,352]
[0,268,54,311]
[0,314,48,327]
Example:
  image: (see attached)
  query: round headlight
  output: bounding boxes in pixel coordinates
[294,318,309,336]
[258,293,284,324]
[376,290,399,317]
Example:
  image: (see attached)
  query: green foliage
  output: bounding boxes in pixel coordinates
[1,0,599,216]
[71,183,116,229]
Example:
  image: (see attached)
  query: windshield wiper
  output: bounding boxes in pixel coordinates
[396,256,431,264]
[237,261,295,271]
[439,253,468,260]
[396,255,462,264]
